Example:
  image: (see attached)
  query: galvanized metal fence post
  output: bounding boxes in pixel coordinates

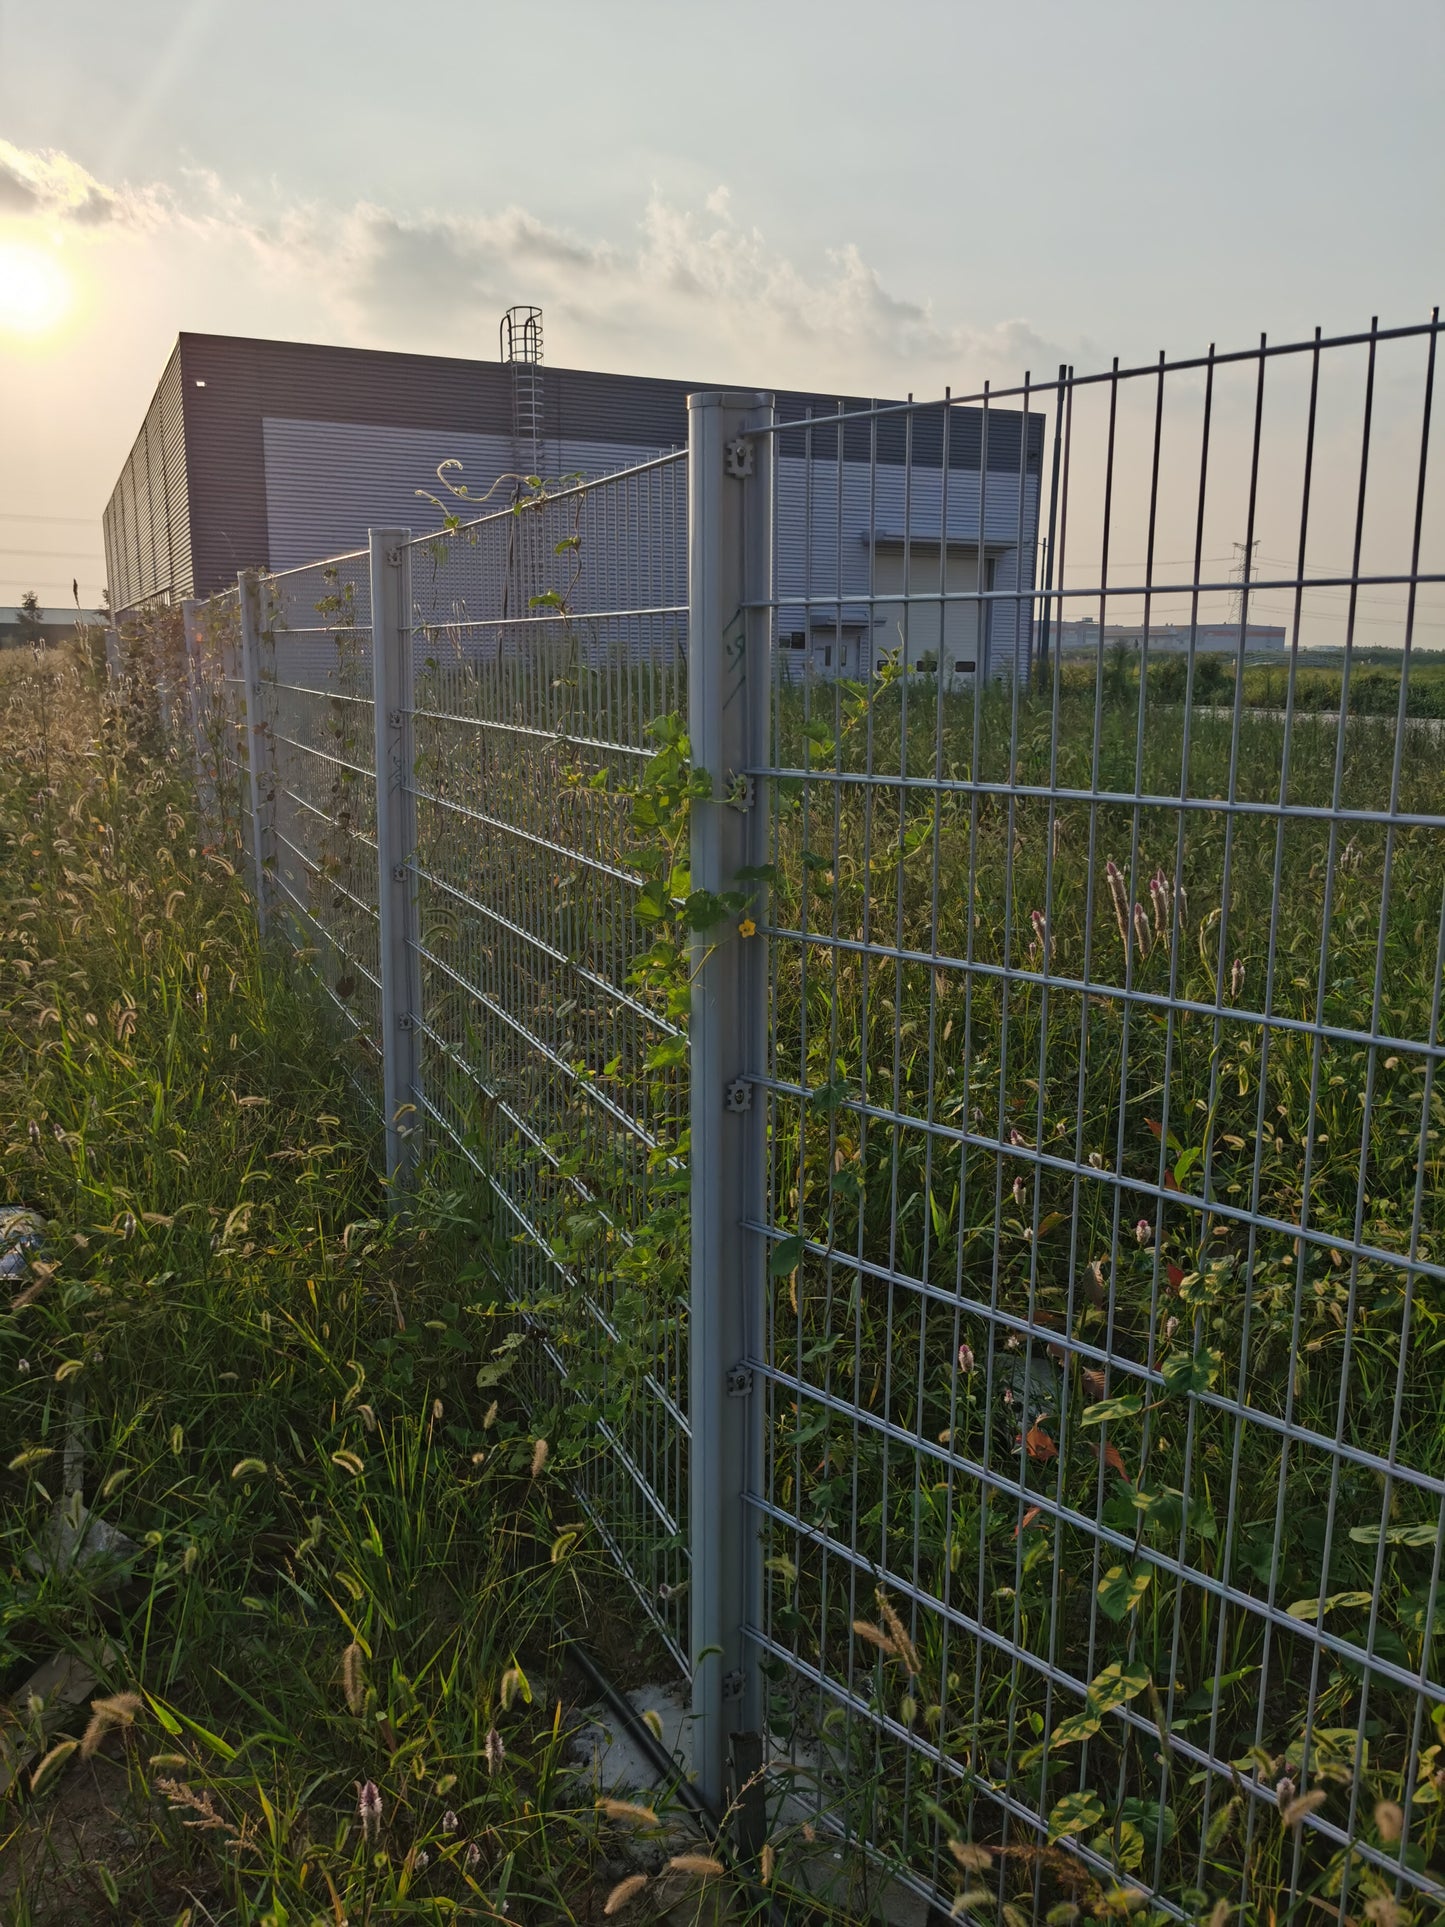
[237,569,275,934]
[369,528,421,1196]
[687,391,774,1817]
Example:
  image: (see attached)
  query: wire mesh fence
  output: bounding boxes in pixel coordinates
[171,317,1444,1924]
[749,323,1445,1922]
[403,455,694,1663]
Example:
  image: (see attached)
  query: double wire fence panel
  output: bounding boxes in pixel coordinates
[748,322,1445,1923]
[190,317,1443,1924]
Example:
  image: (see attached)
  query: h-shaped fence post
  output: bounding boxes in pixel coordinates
[369,529,421,1197]
[237,569,275,934]
[687,391,775,1819]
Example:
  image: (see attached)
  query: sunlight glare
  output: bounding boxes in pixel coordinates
[0,237,73,339]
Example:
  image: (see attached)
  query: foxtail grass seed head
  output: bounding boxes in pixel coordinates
[852,1618,897,1656]
[604,1874,650,1915]
[358,1778,383,1839]
[483,1400,498,1429]
[875,1590,923,1676]
[1363,1897,1402,1927]
[442,1809,459,1834]
[1281,1788,1327,1828]
[341,1641,366,1716]
[80,1691,142,1758]
[432,1397,443,1423]
[484,1727,504,1775]
[599,1797,660,1827]
[1373,1799,1404,1843]
[530,1437,549,1478]
[1205,1903,1231,1927]
[947,1841,993,1872]
[667,1854,725,1877]
[31,1737,80,1792]
[760,1842,776,1886]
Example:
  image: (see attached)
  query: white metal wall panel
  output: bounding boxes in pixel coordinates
[261,420,677,569]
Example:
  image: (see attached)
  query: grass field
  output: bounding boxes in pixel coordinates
[756,670,1445,1917]
[14,624,1440,1925]
[0,648,787,1926]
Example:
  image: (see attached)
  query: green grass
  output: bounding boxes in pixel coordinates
[756,672,1445,1918]
[0,652,802,1926]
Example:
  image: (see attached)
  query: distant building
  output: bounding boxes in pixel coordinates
[0,605,105,648]
[1047,616,1287,655]
[102,325,1045,681]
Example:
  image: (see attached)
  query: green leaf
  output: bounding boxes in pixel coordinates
[1285,1590,1374,1622]
[1047,1790,1104,1841]
[1087,1660,1151,1712]
[1349,1523,1439,1548]
[1097,1563,1153,1622]
[1048,1710,1102,1748]
[770,1236,805,1278]
[1082,1394,1145,1426]
[1160,1348,1221,1397]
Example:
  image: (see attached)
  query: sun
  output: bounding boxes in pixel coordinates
[0,236,73,340]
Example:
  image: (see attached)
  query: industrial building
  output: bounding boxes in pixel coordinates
[103,313,1044,680]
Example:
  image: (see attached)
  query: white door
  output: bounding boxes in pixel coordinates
[872,545,981,684]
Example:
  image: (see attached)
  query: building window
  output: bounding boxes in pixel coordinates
[783,630,806,649]
[953,659,976,673]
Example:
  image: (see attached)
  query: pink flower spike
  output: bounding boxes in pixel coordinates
[358,1779,383,1839]
[957,1341,975,1374]
[1135,1218,1152,1246]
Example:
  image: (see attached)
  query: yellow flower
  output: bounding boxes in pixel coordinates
[738,918,757,938]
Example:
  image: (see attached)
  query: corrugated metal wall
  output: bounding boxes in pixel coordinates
[104,333,1045,660]
[102,341,190,614]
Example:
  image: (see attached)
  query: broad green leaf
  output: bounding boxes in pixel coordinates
[1160,1348,1221,1397]
[1047,1790,1104,1840]
[1285,1591,1374,1622]
[1097,1563,1153,1622]
[1088,1660,1151,1713]
[1349,1523,1438,1548]
[769,1236,805,1278]
[1049,1710,1102,1748]
[1114,1818,1145,1870]
[1082,1394,1144,1426]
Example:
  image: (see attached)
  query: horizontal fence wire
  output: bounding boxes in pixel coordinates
[748,319,1445,1922]
[402,455,693,1665]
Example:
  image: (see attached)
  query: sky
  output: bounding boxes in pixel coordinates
[0,0,1441,630]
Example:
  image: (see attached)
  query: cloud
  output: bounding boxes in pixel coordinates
[0,137,166,228]
[0,134,1060,399]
